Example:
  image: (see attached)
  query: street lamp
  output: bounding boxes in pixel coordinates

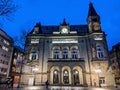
[95,68,101,87]
[32,67,38,86]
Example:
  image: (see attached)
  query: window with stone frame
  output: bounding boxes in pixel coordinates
[96,46,105,59]
[71,48,78,59]
[29,49,38,60]
[62,48,68,59]
[53,48,60,59]
[99,77,105,84]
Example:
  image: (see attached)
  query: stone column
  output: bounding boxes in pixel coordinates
[59,70,62,85]
[71,70,74,85]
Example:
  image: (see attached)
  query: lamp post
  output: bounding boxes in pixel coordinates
[95,68,101,87]
[32,67,38,86]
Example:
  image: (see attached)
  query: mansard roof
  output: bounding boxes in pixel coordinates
[29,24,88,35]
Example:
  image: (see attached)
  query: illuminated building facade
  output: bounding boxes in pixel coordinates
[109,43,120,85]
[0,29,14,80]
[21,3,115,86]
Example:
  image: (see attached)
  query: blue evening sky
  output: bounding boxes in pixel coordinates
[1,0,120,50]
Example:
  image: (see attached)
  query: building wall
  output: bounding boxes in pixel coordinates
[110,43,120,85]
[21,34,115,86]
[21,3,115,86]
[0,29,14,79]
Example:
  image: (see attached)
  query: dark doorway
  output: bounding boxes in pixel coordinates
[63,70,69,84]
[73,70,79,85]
[53,70,59,84]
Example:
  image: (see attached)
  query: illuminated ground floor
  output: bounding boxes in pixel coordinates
[21,61,115,87]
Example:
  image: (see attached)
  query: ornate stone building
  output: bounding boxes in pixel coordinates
[109,43,120,85]
[21,3,115,87]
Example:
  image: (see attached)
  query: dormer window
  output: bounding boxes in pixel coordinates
[33,27,39,34]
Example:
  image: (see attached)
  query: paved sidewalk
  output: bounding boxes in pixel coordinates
[0,85,120,90]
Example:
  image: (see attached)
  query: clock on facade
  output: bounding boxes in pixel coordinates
[61,28,68,33]
[93,23,100,30]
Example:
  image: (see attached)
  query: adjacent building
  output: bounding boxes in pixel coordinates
[21,3,115,87]
[109,42,120,85]
[10,46,23,87]
[0,29,14,80]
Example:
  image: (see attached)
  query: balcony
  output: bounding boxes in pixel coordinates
[91,57,109,62]
[26,59,39,66]
[48,58,85,62]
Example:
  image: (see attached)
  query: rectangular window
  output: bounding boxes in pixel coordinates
[2,46,8,51]
[29,53,38,60]
[3,40,10,45]
[99,77,105,84]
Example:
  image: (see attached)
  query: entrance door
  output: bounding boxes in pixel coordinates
[53,70,59,84]
[63,70,69,84]
[28,77,34,86]
[73,70,79,85]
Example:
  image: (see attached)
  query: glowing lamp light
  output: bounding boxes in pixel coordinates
[95,69,101,73]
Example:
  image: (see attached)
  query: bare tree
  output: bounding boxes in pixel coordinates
[14,29,29,50]
[0,0,17,21]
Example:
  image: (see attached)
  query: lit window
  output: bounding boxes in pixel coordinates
[96,46,104,59]
[3,40,10,45]
[71,48,78,59]
[53,48,60,59]
[62,48,68,59]
[29,49,38,60]
[2,46,8,51]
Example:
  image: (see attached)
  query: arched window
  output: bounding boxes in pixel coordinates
[73,70,79,85]
[62,48,68,59]
[71,48,78,59]
[63,70,69,84]
[53,48,60,59]
[96,46,104,58]
[53,70,59,84]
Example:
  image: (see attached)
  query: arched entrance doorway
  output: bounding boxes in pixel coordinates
[63,70,69,84]
[53,70,59,84]
[73,70,79,85]
[50,66,60,84]
[72,66,83,85]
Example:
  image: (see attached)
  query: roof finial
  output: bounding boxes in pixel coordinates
[62,18,67,25]
[88,2,99,17]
